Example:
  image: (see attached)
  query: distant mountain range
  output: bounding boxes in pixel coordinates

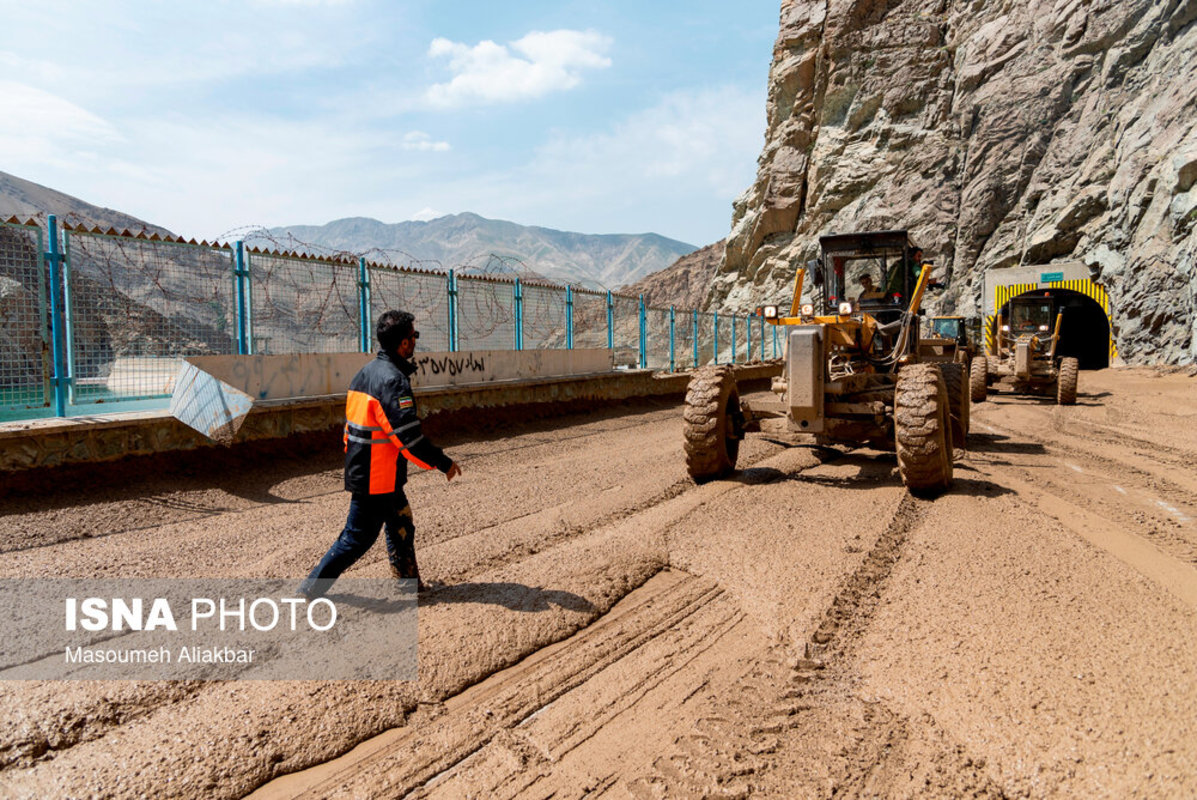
[0,170,697,291]
[261,214,697,291]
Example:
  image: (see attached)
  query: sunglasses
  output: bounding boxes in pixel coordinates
[409,330,420,340]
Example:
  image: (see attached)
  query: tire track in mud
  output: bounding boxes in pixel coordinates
[335,441,791,586]
[970,420,1197,568]
[247,571,729,800]
[0,681,207,770]
[0,407,684,555]
[0,416,789,786]
[624,495,1006,798]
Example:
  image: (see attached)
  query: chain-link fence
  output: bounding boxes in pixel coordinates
[0,221,48,416]
[248,250,358,355]
[573,289,609,350]
[457,274,515,351]
[64,230,238,405]
[522,282,567,349]
[3,219,775,421]
[370,267,451,353]
[644,307,672,370]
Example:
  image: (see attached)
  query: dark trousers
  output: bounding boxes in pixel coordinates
[301,491,417,596]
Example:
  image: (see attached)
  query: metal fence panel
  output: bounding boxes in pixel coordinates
[248,252,358,354]
[457,275,515,350]
[572,289,608,350]
[694,312,715,366]
[734,315,750,362]
[714,314,734,364]
[368,267,450,353]
[366,267,447,352]
[674,309,697,370]
[522,283,566,349]
[644,307,672,370]
[63,231,237,405]
[611,295,640,368]
[0,221,48,417]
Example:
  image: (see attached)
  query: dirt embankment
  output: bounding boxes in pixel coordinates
[0,368,1195,798]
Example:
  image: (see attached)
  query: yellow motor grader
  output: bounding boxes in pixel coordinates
[683,230,968,495]
[921,315,979,364]
[970,293,1078,405]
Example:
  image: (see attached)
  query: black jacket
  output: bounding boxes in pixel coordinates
[343,350,452,494]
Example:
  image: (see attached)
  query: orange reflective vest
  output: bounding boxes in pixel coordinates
[343,351,451,494]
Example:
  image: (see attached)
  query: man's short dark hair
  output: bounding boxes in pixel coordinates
[377,310,415,352]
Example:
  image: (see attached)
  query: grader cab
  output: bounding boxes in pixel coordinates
[921,316,978,364]
[970,294,1078,405]
[682,230,968,495]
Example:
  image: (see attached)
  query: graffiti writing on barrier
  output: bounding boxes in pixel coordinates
[416,353,487,378]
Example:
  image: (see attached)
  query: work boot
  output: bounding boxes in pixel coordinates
[389,563,425,594]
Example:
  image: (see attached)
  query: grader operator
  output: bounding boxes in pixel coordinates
[683,230,968,496]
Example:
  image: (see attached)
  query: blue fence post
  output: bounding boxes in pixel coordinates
[713,310,719,365]
[565,285,574,350]
[747,314,753,361]
[358,257,371,353]
[692,310,699,367]
[759,314,766,359]
[773,325,779,358]
[514,278,524,351]
[45,215,68,417]
[606,291,614,350]
[668,306,676,372]
[447,269,458,352]
[638,295,647,369]
[234,241,251,355]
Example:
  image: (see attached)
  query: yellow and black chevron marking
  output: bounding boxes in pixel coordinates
[990,279,1117,360]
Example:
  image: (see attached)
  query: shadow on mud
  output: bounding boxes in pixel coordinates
[965,433,1048,457]
[418,581,597,613]
[945,474,1016,498]
[775,450,903,490]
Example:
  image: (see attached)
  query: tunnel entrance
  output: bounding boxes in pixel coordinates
[998,289,1110,369]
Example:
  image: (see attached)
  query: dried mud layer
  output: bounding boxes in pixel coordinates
[1,368,1195,799]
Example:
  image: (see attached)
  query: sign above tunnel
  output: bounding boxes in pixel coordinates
[1039,271,1065,283]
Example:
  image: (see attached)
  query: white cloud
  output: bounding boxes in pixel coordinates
[401,131,451,152]
[410,207,443,221]
[380,85,766,244]
[424,29,612,108]
[532,85,764,201]
[0,82,124,164]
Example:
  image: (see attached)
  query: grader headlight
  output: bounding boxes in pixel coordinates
[801,303,815,317]
[838,301,853,316]
[763,305,779,320]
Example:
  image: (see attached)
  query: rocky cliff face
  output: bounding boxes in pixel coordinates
[622,240,726,310]
[716,0,1197,364]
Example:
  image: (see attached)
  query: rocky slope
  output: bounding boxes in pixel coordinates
[0,171,171,236]
[265,213,697,292]
[622,239,726,309]
[714,0,1197,364]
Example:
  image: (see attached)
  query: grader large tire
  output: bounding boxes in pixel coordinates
[1057,356,1079,405]
[894,363,954,495]
[970,355,988,402]
[940,362,970,448]
[683,365,742,482]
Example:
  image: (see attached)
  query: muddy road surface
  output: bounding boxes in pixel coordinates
[1,368,1195,798]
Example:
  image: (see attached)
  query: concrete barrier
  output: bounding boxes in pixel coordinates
[169,350,616,442]
[0,361,781,474]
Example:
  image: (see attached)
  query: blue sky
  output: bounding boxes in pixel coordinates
[1,0,778,247]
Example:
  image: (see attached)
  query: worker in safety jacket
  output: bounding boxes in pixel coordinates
[301,310,461,597]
